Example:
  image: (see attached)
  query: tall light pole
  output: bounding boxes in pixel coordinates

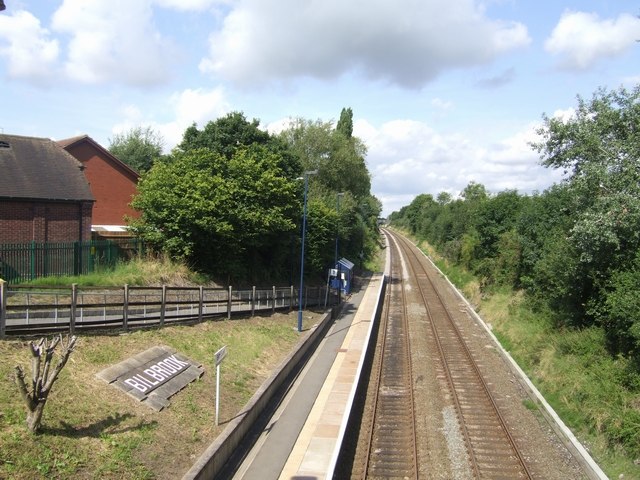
[334,192,344,304]
[334,192,344,266]
[298,170,318,332]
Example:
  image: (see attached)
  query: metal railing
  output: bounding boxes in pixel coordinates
[0,239,144,283]
[0,282,335,337]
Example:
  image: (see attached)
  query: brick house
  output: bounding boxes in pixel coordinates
[0,133,95,244]
[58,135,140,239]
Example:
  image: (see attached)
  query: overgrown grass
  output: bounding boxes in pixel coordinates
[0,310,319,479]
[422,246,640,478]
[1,254,323,478]
[21,255,210,287]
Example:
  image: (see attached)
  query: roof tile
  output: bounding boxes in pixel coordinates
[0,133,94,202]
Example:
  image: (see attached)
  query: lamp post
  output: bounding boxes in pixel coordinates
[298,170,318,332]
[334,192,344,304]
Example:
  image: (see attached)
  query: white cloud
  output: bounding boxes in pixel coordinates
[551,107,576,123]
[171,87,230,127]
[113,87,231,151]
[152,0,226,11]
[355,119,562,216]
[265,117,295,135]
[545,11,640,70]
[200,0,530,88]
[51,0,176,86]
[0,10,59,84]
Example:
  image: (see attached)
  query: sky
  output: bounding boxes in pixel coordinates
[1,1,639,217]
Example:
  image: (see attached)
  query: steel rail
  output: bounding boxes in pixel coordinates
[390,229,533,479]
[361,231,419,479]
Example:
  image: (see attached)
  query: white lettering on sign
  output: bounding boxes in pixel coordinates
[123,354,191,393]
[124,377,149,392]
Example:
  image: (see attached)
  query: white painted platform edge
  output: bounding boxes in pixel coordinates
[326,273,386,478]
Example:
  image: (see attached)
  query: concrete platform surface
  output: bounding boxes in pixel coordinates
[233,273,383,480]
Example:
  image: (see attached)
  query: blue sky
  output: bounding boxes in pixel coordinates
[1,0,639,216]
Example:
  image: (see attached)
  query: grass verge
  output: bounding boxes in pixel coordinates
[0,310,322,479]
[21,255,210,288]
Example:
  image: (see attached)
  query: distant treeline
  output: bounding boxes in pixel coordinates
[389,85,640,366]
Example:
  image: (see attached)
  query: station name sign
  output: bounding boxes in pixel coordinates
[123,354,191,393]
[97,345,204,411]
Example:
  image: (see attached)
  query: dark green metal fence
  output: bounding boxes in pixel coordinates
[0,239,144,283]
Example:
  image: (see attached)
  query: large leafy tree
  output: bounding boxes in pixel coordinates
[131,145,300,281]
[132,109,379,283]
[280,117,371,198]
[533,85,640,344]
[533,86,640,271]
[178,112,269,156]
[279,111,380,275]
[178,111,300,180]
[108,126,165,173]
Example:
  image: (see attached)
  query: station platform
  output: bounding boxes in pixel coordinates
[231,273,384,480]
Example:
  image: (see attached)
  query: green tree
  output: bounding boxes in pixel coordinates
[460,181,488,202]
[280,112,380,276]
[436,191,452,205]
[533,85,640,345]
[336,107,354,138]
[602,250,640,361]
[533,85,640,273]
[516,185,576,293]
[131,146,300,281]
[178,111,300,178]
[279,118,370,198]
[108,126,165,173]
[178,112,269,157]
[474,190,523,260]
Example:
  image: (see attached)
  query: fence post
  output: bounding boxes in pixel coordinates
[290,286,294,311]
[198,286,204,323]
[30,241,36,281]
[272,286,276,314]
[160,285,166,327]
[227,286,232,319]
[251,286,256,317]
[70,283,77,335]
[123,284,129,330]
[0,280,6,338]
[74,242,80,276]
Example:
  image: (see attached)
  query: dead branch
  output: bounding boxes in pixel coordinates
[14,334,78,433]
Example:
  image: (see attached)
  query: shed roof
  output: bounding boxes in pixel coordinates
[0,133,94,202]
[337,258,354,270]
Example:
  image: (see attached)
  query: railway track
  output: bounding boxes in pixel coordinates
[360,234,419,479]
[389,229,533,479]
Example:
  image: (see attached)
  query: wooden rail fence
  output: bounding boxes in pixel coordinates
[0,282,334,337]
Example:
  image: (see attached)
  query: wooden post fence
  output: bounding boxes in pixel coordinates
[70,283,77,335]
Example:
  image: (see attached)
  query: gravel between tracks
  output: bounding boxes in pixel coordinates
[405,245,588,479]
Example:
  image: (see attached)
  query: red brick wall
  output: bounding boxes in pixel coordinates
[0,201,92,243]
[65,142,140,225]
